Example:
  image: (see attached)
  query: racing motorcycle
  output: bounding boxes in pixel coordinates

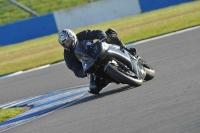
[74,40,155,88]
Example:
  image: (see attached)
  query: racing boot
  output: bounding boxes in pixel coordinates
[89,76,110,95]
[89,74,97,91]
[89,74,100,95]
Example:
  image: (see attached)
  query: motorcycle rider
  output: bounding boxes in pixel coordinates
[58,28,137,94]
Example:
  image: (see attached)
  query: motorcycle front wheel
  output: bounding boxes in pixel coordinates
[104,63,143,86]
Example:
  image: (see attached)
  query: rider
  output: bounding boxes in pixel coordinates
[58,28,137,94]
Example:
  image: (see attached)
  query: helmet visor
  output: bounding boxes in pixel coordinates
[63,39,73,48]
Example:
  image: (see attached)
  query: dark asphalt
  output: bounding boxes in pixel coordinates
[0,28,200,133]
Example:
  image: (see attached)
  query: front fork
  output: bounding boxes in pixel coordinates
[130,55,146,80]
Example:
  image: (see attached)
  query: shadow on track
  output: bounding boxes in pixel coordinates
[63,85,136,109]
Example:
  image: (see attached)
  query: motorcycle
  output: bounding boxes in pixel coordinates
[74,40,155,89]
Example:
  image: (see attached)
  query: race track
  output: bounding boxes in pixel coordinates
[0,27,200,133]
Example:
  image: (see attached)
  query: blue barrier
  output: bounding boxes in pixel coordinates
[0,0,195,46]
[139,0,194,12]
[0,13,57,46]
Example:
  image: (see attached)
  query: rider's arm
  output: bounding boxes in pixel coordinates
[64,49,87,78]
[76,30,106,41]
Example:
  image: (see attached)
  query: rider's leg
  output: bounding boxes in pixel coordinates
[89,74,97,90]
[105,28,137,56]
[89,74,110,95]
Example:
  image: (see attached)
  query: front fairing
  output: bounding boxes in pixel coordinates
[74,40,108,73]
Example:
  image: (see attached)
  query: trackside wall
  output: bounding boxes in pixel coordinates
[139,0,194,12]
[0,14,57,46]
[0,0,195,46]
[53,0,141,32]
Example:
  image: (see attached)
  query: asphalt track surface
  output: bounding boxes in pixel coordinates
[0,28,200,133]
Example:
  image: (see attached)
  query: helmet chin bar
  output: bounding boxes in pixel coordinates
[64,42,76,51]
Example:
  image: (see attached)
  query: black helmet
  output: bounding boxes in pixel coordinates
[58,29,78,51]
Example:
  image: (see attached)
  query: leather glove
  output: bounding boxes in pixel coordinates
[128,48,137,56]
[105,28,118,39]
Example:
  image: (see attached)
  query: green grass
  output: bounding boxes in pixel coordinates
[0,1,200,76]
[0,108,26,123]
[0,0,100,25]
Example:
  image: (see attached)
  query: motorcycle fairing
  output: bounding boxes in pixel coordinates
[104,45,146,79]
[104,45,133,71]
[75,40,107,73]
[75,41,146,79]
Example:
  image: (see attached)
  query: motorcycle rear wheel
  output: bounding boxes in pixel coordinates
[104,63,143,86]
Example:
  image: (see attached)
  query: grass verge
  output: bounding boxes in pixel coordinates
[0,1,200,76]
[0,108,26,123]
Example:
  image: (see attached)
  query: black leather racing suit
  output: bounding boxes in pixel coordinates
[63,30,107,78]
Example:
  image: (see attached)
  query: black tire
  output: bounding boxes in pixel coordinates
[104,63,143,86]
[143,64,155,81]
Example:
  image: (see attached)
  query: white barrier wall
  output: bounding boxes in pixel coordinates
[1,0,194,45]
[53,0,141,32]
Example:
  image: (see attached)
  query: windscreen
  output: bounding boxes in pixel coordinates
[74,40,90,57]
